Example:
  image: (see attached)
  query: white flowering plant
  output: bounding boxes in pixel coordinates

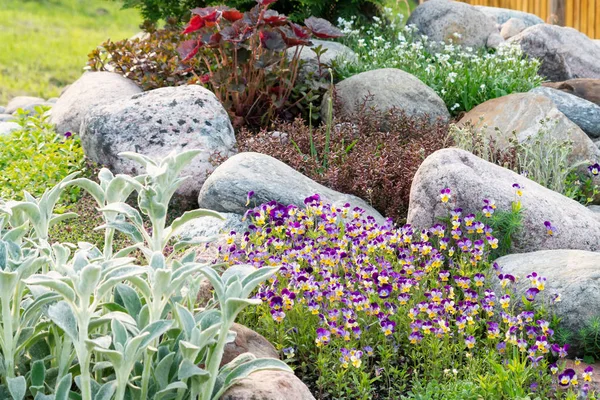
[335,10,543,116]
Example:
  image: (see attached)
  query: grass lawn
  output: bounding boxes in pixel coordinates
[0,0,141,104]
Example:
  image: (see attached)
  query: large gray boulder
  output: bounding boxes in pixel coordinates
[6,96,46,114]
[407,148,600,253]
[458,92,600,164]
[508,24,600,82]
[406,0,498,48]
[332,68,450,122]
[0,114,15,122]
[530,86,600,139]
[496,250,600,348]
[80,85,236,202]
[198,152,385,223]
[221,370,315,400]
[474,5,544,26]
[51,72,142,134]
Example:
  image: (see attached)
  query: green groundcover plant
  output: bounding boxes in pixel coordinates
[219,189,594,399]
[335,9,544,116]
[0,108,86,205]
[0,149,290,399]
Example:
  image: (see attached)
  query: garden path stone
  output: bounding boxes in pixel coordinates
[543,79,600,106]
[406,0,498,49]
[407,148,600,253]
[331,68,450,123]
[198,152,385,223]
[221,370,315,400]
[458,92,600,164]
[80,85,236,204]
[6,96,46,114]
[51,71,142,134]
[474,6,544,26]
[500,17,528,39]
[530,86,600,138]
[508,24,600,81]
[0,122,20,135]
[221,323,280,367]
[495,249,600,349]
[0,106,5,114]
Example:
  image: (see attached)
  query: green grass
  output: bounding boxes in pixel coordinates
[0,0,141,104]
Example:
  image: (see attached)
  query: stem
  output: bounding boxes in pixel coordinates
[202,318,232,400]
[2,294,15,380]
[139,351,153,400]
[115,375,127,400]
[104,227,115,260]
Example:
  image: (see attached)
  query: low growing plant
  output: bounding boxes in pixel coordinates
[238,100,450,221]
[449,119,600,205]
[335,10,543,115]
[0,107,87,206]
[220,189,589,399]
[0,149,290,399]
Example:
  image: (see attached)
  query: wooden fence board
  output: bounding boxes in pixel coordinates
[459,0,600,38]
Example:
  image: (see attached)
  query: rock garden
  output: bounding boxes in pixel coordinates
[2,0,600,398]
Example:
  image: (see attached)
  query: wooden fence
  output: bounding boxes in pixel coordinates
[460,0,600,38]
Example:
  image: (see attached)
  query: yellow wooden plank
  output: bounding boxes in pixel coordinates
[541,0,548,22]
[582,0,588,34]
[535,0,541,20]
[588,0,595,38]
[566,0,574,25]
[595,0,600,38]
[574,0,581,30]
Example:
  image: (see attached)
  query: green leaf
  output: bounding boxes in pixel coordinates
[240,266,279,298]
[112,319,129,348]
[150,252,165,270]
[98,222,144,243]
[0,270,19,296]
[99,203,144,228]
[48,213,78,229]
[54,373,72,400]
[155,381,188,400]
[0,240,8,270]
[78,264,102,298]
[164,209,224,241]
[25,275,76,303]
[118,152,157,168]
[138,319,173,349]
[155,352,176,390]
[175,303,195,338]
[63,178,105,208]
[115,284,142,318]
[224,298,261,319]
[177,359,210,381]
[94,381,117,400]
[47,301,78,342]
[213,358,292,399]
[199,267,224,303]
[8,376,26,400]
[31,360,46,387]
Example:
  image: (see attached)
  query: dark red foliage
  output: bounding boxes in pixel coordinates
[259,30,286,51]
[222,9,244,22]
[237,98,451,221]
[177,39,202,61]
[182,15,205,34]
[263,10,288,26]
[256,0,279,5]
[304,16,343,39]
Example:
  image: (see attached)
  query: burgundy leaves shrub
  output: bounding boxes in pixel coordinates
[237,99,451,221]
[177,1,342,128]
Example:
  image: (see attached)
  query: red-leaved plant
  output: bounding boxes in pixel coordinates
[177,0,342,128]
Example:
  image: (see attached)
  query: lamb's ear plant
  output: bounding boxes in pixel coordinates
[0,148,293,400]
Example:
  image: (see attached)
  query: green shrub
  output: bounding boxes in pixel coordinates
[0,150,290,399]
[115,0,385,24]
[336,11,544,115]
[449,118,600,205]
[0,107,87,205]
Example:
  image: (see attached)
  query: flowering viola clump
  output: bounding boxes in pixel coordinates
[221,189,591,398]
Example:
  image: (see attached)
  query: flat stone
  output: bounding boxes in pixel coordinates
[475,5,545,26]
[6,96,46,114]
[0,122,20,135]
